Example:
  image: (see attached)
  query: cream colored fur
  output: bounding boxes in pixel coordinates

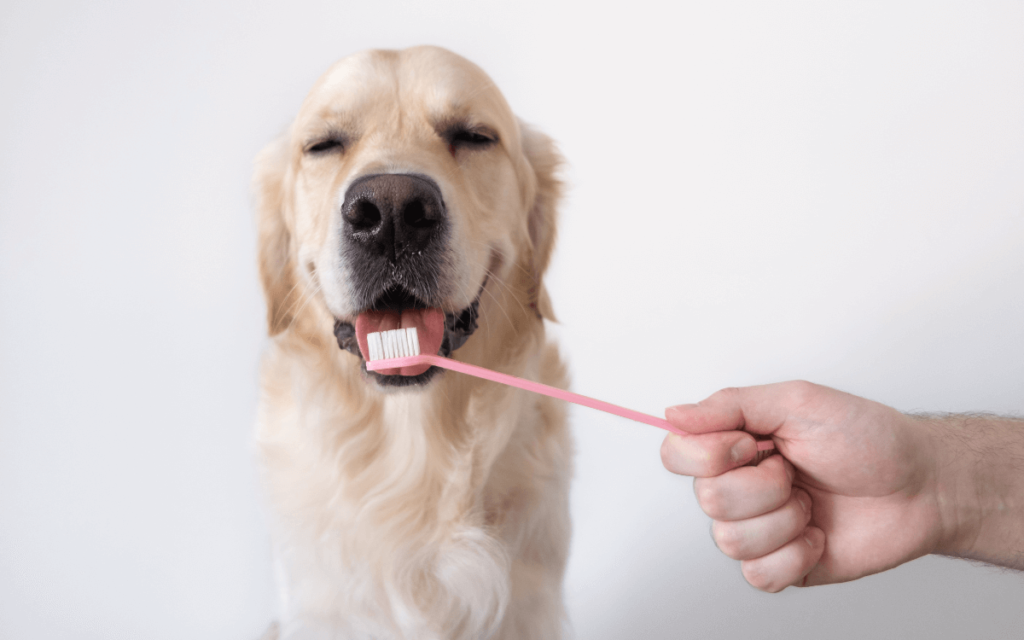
[253,46,572,639]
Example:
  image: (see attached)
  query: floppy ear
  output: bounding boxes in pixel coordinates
[253,135,299,336]
[518,120,564,322]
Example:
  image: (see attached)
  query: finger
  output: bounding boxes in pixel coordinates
[711,488,812,560]
[660,431,758,477]
[666,381,826,438]
[694,455,796,521]
[740,525,825,593]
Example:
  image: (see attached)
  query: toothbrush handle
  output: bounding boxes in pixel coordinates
[368,355,775,452]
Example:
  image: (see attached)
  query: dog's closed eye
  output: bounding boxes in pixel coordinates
[443,125,498,154]
[450,129,495,147]
[304,137,345,155]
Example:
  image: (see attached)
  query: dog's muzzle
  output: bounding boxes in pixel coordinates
[333,173,482,387]
[341,173,450,311]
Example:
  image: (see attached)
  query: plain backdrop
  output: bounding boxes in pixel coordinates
[2,1,1023,638]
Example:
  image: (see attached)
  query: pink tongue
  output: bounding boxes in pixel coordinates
[355,307,445,376]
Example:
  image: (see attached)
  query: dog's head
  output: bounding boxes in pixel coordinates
[254,46,560,389]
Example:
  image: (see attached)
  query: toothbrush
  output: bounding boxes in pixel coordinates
[364,327,776,453]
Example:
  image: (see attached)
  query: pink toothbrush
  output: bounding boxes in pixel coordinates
[363,327,776,453]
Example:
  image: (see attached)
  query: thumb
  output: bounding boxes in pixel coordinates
[666,384,796,438]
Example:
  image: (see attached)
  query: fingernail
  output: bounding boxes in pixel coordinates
[797,490,811,514]
[667,403,697,411]
[730,438,756,464]
[803,527,821,548]
[785,462,796,484]
[665,404,695,423]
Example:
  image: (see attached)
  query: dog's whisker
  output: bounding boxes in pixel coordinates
[484,271,529,325]
[462,237,535,282]
[454,239,535,323]
[281,278,324,333]
[479,280,518,339]
[444,257,520,342]
[474,263,528,326]
[277,278,312,320]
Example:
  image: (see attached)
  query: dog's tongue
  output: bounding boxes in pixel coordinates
[355,308,445,376]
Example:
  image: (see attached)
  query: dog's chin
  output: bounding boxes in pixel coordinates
[333,283,483,390]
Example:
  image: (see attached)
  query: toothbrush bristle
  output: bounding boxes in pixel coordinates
[366,327,421,362]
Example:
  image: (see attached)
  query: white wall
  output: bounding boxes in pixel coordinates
[1,1,1022,638]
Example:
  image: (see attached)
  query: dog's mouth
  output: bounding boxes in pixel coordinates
[333,282,483,387]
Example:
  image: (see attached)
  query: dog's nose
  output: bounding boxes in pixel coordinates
[341,173,446,263]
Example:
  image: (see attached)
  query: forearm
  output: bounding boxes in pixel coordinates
[926,414,1024,570]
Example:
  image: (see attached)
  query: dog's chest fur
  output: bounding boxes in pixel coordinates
[257,331,571,640]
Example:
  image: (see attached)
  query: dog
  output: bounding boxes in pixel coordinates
[253,46,572,639]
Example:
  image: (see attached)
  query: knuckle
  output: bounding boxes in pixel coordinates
[784,380,820,409]
[695,480,725,519]
[741,560,775,592]
[703,386,741,412]
[711,522,744,559]
[716,387,742,404]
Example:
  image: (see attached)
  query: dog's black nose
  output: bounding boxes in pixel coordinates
[341,173,446,263]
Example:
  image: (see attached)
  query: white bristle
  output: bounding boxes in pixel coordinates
[393,327,405,356]
[366,327,423,361]
[408,327,419,356]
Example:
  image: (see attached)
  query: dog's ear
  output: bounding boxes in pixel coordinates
[253,135,299,336]
[518,121,563,322]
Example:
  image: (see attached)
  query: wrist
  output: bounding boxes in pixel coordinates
[923,415,983,557]
[925,414,1024,567]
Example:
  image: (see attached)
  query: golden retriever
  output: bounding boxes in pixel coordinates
[253,46,571,639]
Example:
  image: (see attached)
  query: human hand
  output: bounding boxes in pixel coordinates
[661,382,950,592]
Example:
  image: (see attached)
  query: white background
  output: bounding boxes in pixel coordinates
[2,1,1023,638]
